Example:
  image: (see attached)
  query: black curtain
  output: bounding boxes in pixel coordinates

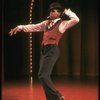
[3,0,98,81]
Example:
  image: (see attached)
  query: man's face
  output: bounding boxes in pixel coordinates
[49,9,62,19]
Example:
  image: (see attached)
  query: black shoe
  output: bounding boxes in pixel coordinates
[58,96,64,100]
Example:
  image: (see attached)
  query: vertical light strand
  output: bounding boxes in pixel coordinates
[29,0,34,84]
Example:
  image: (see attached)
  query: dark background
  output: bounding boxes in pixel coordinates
[2,0,98,81]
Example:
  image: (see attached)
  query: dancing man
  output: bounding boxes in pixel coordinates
[9,2,79,100]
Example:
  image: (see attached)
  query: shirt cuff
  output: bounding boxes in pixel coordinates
[18,25,23,30]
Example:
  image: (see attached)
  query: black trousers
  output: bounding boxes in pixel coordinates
[38,44,62,100]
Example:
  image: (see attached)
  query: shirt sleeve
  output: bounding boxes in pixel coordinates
[59,8,80,33]
[18,20,47,32]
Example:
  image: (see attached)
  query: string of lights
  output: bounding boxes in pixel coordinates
[29,0,34,83]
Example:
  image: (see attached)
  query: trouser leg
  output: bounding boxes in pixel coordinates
[38,45,61,100]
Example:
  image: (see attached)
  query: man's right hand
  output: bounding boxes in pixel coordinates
[9,26,22,36]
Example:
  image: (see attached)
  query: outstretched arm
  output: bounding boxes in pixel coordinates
[9,20,47,36]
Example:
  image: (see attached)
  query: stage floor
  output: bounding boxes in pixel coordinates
[2,78,98,100]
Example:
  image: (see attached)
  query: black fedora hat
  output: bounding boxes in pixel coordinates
[49,2,63,11]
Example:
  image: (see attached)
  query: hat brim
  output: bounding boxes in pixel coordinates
[49,7,64,12]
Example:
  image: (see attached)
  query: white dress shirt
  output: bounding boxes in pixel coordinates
[18,8,79,34]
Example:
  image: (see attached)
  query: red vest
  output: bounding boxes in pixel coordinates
[42,20,63,45]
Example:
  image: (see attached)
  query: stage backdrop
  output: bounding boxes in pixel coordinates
[3,0,98,81]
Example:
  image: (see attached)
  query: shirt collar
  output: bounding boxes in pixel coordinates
[53,18,61,23]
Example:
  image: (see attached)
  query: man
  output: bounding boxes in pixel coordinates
[9,2,79,100]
